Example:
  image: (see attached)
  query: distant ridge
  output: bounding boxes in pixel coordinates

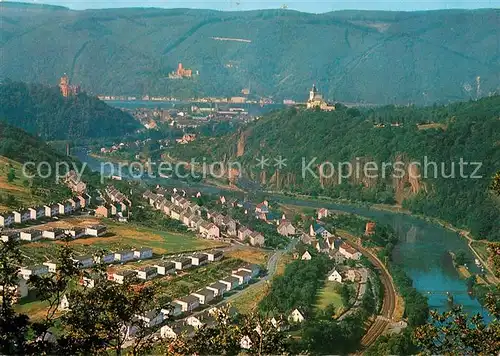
[1,4,499,104]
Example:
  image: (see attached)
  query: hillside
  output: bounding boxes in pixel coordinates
[1,3,499,104]
[0,121,80,210]
[169,97,500,241]
[0,81,140,140]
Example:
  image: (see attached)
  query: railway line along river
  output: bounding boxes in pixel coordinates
[75,149,489,319]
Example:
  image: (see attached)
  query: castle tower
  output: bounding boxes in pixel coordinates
[309,84,317,101]
[309,224,315,237]
[59,74,70,97]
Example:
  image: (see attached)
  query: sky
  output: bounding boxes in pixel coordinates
[10,0,500,12]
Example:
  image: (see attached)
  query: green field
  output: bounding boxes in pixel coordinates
[314,281,345,316]
[152,258,244,304]
[0,156,41,211]
[20,218,227,264]
[470,241,490,264]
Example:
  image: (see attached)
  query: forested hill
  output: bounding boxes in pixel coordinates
[0,120,71,167]
[170,97,500,241]
[1,2,499,104]
[0,81,140,140]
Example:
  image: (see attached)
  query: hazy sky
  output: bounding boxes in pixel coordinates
[13,0,500,12]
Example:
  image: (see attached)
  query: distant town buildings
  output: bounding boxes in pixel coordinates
[169,63,193,79]
[306,84,335,111]
[59,74,80,98]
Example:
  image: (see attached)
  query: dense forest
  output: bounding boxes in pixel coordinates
[171,96,500,241]
[1,2,499,104]
[0,81,140,140]
[0,121,101,205]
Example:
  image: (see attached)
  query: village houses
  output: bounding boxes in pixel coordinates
[154,261,176,275]
[134,247,153,260]
[171,258,192,270]
[20,265,49,280]
[277,220,296,236]
[112,270,136,284]
[135,309,164,328]
[191,288,215,305]
[219,276,240,291]
[249,231,265,247]
[1,232,19,242]
[43,261,57,273]
[328,269,343,283]
[301,251,312,260]
[204,250,223,262]
[317,208,329,220]
[114,250,135,262]
[189,254,208,266]
[13,209,32,224]
[199,222,220,239]
[339,243,362,260]
[160,322,195,339]
[65,227,86,239]
[29,206,46,220]
[85,225,107,237]
[0,212,14,227]
[20,230,42,242]
[136,266,158,281]
[174,295,200,313]
[206,282,227,298]
[42,228,65,240]
[71,255,94,269]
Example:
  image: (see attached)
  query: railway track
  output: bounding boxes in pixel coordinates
[340,233,397,348]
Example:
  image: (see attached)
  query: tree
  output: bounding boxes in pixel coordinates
[340,284,353,307]
[0,239,29,355]
[61,272,157,356]
[158,308,288,355]
[414,292,500,355]
[454,250,468,266]
[0,238,161,355]
[492,171,500,196]
[6,168,15,183]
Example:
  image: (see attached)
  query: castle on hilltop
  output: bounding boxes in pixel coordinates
[306,84,335,111]
[59,74,80,97]
[169,63,193,79]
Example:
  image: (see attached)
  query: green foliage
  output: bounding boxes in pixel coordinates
[259,253,333,315]
[390,265,429,327]
[414,292,500,355]
[0,239,29,355]
[297,314,365,354]
[160,309,288,355]
[492,171,500,196]
[1,4,499,104]
[366,329,418,356]
[0,81,140,140]
[6,167,15,182]
[454,250,468,266]
[130,204,188,233]
[340,283,354,307]
[0,121,85,203]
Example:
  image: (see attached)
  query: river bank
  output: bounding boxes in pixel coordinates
[264,190,498,286]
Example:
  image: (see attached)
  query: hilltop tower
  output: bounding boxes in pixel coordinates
[59,74,70,97]
[307,84,335,111]
[309,84,318,101]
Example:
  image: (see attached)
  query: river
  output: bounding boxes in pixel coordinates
[75,149,488,318]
